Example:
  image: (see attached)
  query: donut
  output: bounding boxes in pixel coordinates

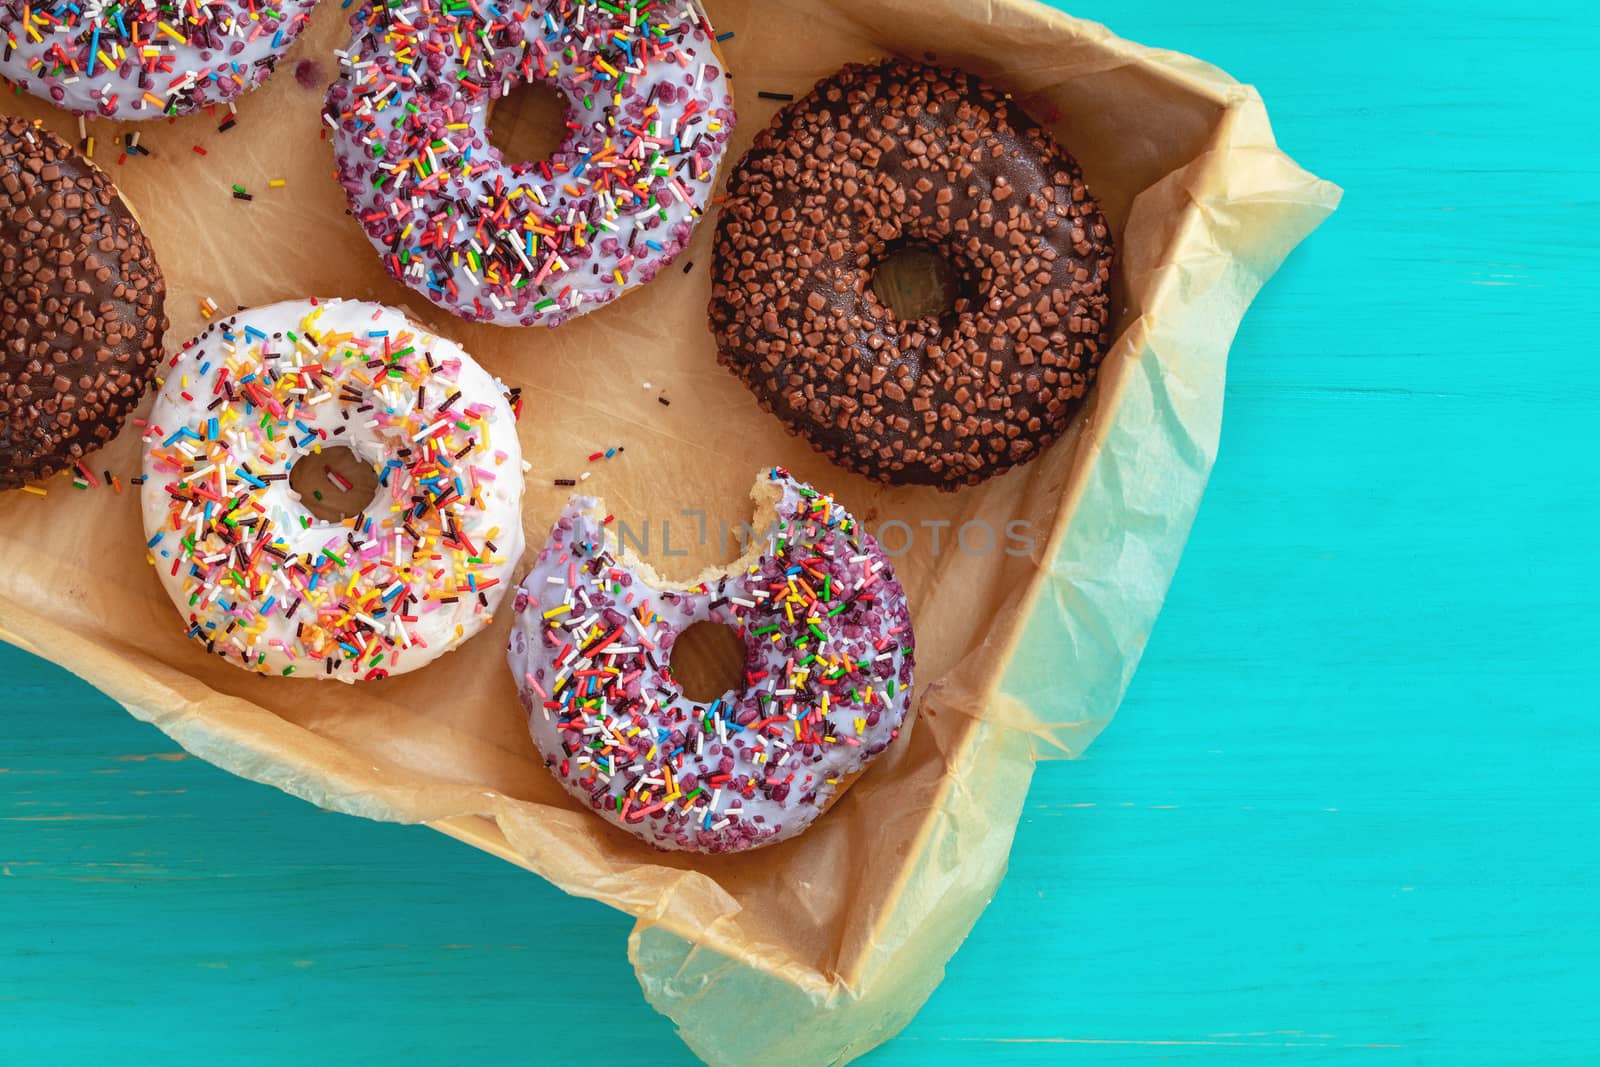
[2,116,166,491]
[141,298,525,680]
[710,59,1116,490]
[323,0,735,327]
[0,0,316,119]
[506,467,915,853]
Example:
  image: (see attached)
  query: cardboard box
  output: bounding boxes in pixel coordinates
[0,1,1338,1061]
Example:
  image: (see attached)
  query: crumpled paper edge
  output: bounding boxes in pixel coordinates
[624,65,1342,1067]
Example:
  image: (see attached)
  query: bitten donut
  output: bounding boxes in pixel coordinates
[507,467,915,853]
[141,298,525,680]
[0,0,315,119]
[2,116,166,490]
[710,59,1115,490]
[323,0,735,327]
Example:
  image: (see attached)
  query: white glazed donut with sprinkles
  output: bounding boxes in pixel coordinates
[141,298,526,681]
[322,0,735,327]
[506,468,915,852]
[0,0,316,119]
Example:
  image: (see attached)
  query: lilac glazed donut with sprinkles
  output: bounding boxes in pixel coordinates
[0,0,316,119]
[322,0,735,327]
[141,298,526,681]
[506,468,916,853]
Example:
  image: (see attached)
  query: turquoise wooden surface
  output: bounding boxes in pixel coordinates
[4,1,1597,1062]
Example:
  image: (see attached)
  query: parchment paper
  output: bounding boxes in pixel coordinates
[0,1,1340,1062]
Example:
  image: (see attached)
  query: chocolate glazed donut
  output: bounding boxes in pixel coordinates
[1,116,166,490]
[709,59,1115,490]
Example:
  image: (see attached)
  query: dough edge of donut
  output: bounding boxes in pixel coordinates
[566,469,786,594]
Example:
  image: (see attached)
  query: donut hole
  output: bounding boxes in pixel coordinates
[289,445,381,523]
[870,240,962,324]
[670,621,747,704]
[487,80,571,171]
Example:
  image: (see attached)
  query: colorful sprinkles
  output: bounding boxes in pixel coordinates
[0,0,317,119]
[140,299,526,681]
[506,467,915,852]
[322,0,736,326]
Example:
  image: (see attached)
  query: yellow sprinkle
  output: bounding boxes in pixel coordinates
[543,604,571,619]
[268,178,286,188]
[21,485,47,497]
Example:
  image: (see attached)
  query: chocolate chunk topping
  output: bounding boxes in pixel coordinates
[0,116,167,489]
[709,59,1115,490]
